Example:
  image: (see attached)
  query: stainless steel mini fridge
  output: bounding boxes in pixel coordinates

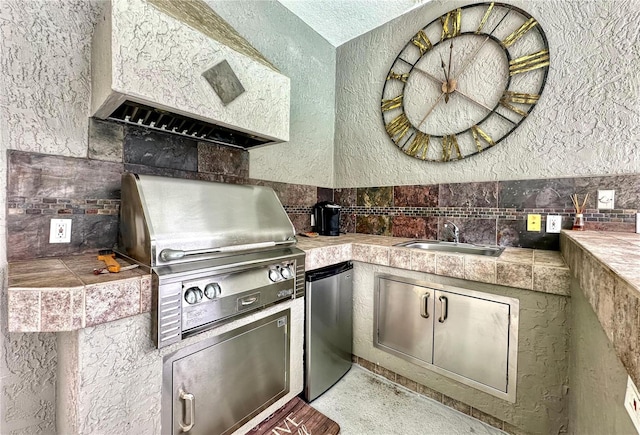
[304,261,353,402]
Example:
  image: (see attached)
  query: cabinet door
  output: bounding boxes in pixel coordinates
[433,290,510,392]
[376,277,434,364]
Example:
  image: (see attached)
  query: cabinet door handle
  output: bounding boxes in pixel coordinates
[420,293,430,319]
[438,295,448,323]
[179,388,195,432]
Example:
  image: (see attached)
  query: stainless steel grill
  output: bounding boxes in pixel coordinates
[117,173,305,348]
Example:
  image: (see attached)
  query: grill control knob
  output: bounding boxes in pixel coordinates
[268,269,281,282]
[280,266,293,280]
[204,283,221,299]
[184,287,203,304]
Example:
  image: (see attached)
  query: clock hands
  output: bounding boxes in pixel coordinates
[413,66,516,125]
[439,41,455,103]
[417,92,446,129]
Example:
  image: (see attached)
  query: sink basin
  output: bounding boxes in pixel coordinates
[394,240,504,257]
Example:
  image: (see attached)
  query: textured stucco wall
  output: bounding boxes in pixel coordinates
[568,278,636,434]
[210,0,336,187]
[353,262,570,434]
[334,0,640,187]
[0,1,104,433]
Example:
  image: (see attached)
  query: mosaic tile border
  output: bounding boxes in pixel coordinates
[284,205,638,223]
[8,197,120,215]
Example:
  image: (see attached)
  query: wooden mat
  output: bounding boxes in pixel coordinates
[249,397,340,435]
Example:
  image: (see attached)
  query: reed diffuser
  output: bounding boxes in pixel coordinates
[570,193,588,231]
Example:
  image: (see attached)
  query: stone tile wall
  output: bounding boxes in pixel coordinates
[6,119,640,260]
[332,176,640,250]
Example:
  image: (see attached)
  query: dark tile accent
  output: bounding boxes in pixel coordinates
[340,212,356,234]
[357,187,393,207]
[288,213,312,234]
[497,219,560,250]
[439,182,498,207]
[394,185,438,207]
[357,357,376,373]
[439,218,497,245]
[392,216,438,239]
[88,118,124,162]
[471,408,504,430]
[197,142,249,178]
[123,163,199,180]
[396,374,418,392]
[498,178,575,209]
[334,188,356,206]
[7,214,118,261]
[575,174,640,209]
[417,384,443,402]
[317,187,333,203]
[123,125,198,171]
[356,215,391,236]
[374,365,396,382]
[8,151,123,199]
[249,179,316,207]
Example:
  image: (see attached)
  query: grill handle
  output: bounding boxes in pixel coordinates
[160,239,296,262]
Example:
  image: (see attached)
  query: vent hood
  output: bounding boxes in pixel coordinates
[91,0,290,148]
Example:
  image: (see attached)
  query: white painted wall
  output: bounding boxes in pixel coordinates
[210,0,337,187]
[334,0,640,187]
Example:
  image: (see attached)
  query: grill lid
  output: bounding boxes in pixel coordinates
[118,173,296,266]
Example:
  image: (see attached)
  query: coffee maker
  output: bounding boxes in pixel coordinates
[312,202,341,236]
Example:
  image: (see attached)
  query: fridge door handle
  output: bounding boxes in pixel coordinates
[420,293,430,319]
[438,295,448,323]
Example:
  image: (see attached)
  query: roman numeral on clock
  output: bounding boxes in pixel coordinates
[381,95,404,112]
[509,50,549,75]
[442,135,462,161]
[500,91,540,116]
[405,131,430,159]
[502,18,538,47]
[386,71,409,82]
[476,2,495,34]
[440,9,461,40]
[411,30,433,56]
[385,113,412,144]
[471,125,495,152]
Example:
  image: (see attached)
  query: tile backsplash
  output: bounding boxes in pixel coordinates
[6,119,640,261]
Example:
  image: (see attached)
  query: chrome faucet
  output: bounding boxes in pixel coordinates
[444,221,460,244]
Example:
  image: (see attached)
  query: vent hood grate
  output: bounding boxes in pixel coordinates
[107,101,273,149]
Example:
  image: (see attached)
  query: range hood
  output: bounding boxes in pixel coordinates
[91,0,290,149]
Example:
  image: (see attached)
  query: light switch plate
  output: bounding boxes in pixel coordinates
[50,219,72,243]
[527,214,541,232]
[597,190,615,209]
[546,215,562,233]
[624,376,640,433]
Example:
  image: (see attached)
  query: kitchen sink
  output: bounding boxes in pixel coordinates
[394,240,505,257]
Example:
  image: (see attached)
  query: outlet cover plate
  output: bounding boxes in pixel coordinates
[527,214,541,232]
[624,376,640,433]
[546,215,562,233]
[50,219,72,243]
[597,190,615,209]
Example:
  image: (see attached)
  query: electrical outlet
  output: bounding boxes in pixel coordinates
[597,190,615,209]
[49,219,72,243]
[624,376,640,433]
[527,214,541,232]
[546,215,562,233]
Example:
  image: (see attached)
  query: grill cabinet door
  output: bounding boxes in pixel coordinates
[170,313,289,435]
[433,290,510,392]
[375,277,434,364]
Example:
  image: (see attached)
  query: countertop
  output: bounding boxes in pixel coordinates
[8,233,571,333]
[560,230,640,386]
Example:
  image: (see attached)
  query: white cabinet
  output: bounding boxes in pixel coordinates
[374,275,519,402]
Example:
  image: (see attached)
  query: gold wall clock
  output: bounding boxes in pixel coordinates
[381,2,549,162]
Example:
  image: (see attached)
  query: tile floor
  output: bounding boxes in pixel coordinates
[311,365,505,435]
